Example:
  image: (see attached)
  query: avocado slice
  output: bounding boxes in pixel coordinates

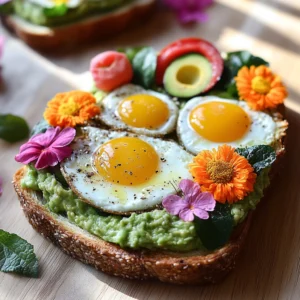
[163,54,213,98]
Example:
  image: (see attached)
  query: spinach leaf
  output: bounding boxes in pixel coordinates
[0,230,38,277]
[132,47,157,89]
[0,114,30,143]
[44,4,68,17]
[209,51,269,99]
[118,46,145,63]
[194,203,234,250]
[225,51,269,78]
[236,145,276,174]
[30,119,51,137]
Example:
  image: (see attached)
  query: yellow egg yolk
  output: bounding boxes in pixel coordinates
[118,94,169,129]
[189,101,250,142]
[94,137,159,186]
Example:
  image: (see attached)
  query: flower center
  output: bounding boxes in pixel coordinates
[58,100,80,116]
[251,76,271,94]
[206,160,234,184]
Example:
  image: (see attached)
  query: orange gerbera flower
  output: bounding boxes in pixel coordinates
[44,91,100,128]
[189,145,256,204]
[235,65,288,111]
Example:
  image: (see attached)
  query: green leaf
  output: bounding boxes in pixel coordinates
[118,46,145,63]
[44,4,68,17]
[132,47,157,89]
[0,229,38,277]
[194,203,234,250]
[236,145,276,174]
[0,114,30,143]
[30,119,51,137]
[225,51,269,77]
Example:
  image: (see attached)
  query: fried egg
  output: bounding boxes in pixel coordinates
[99,84,178,136]
[61,127,193,214]
[178,96,285,154]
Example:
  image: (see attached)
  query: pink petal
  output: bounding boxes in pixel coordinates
[19,141,43,153]
[51,127,76,148]
[177,10,209,23]
[51,146,73,162]
[35,150,58,169]
[193,192,216,211]
[179,208,194,222]
[15,147,42,164]
[0,176,3,197]
[179,179,200,196]
[193,208,209,220]
[30,127,60,147]
[162,195,188,215]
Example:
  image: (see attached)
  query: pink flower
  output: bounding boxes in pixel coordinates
[15,127,76,170]
[163,0,213,24]
[0,176,3,197]
[162,179,216,222]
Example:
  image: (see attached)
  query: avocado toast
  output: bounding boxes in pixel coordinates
[0,0,156,52]
[13,38,288,284]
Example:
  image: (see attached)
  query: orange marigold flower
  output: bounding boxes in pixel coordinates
[44,91,100,128]
[189,145,256,204]
[235,65,288,111]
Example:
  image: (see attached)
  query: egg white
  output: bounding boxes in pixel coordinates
[99,84,178,136]
[177,96,280,154]
[61,127,193,214]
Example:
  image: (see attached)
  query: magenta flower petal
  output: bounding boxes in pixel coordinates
[193,192,216,212]
[177,10,209,23]
[35,150,58,169]
[51,127,76,148]
[179,207,194,222]
[51,146,73,162]
[15,147,41,165]
[193,208,209,220]
[162,194,188,215]
[0,176,3,197]
[15,126,75,169]
[30,127,60,147]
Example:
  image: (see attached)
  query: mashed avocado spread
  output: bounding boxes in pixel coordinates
[21,166,203,252]
[21,166,270,252]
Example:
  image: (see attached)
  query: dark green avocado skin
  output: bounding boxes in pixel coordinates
[10,0,134,27]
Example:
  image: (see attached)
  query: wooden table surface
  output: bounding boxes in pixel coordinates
[1,0,300,299]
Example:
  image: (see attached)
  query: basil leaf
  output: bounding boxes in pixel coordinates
[194,203,234,250]
[30,119,51,137]
[0,229,38,277]
[225,51,269,77]
[132,47,157,89]
[118,46,145,63]
[236,145,276,174]
[0,114,30,143]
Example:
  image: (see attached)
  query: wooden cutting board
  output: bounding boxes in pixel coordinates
[1,0,300,299]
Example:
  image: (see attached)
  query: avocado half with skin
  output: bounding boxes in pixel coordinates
[163,54,213,98]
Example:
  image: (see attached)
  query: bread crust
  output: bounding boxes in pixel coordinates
[2,0,156,52]
[13,166,251,284]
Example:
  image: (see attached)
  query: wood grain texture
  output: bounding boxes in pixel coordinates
[1,0,300,299]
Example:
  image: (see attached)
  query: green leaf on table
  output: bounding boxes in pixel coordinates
[194,203,234,250]
[0,114,30,143]
[0,229,38,278]
[236,145,276,174]
[30,119,51,137]
[132,47,157,89]
[118,46,145,63]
